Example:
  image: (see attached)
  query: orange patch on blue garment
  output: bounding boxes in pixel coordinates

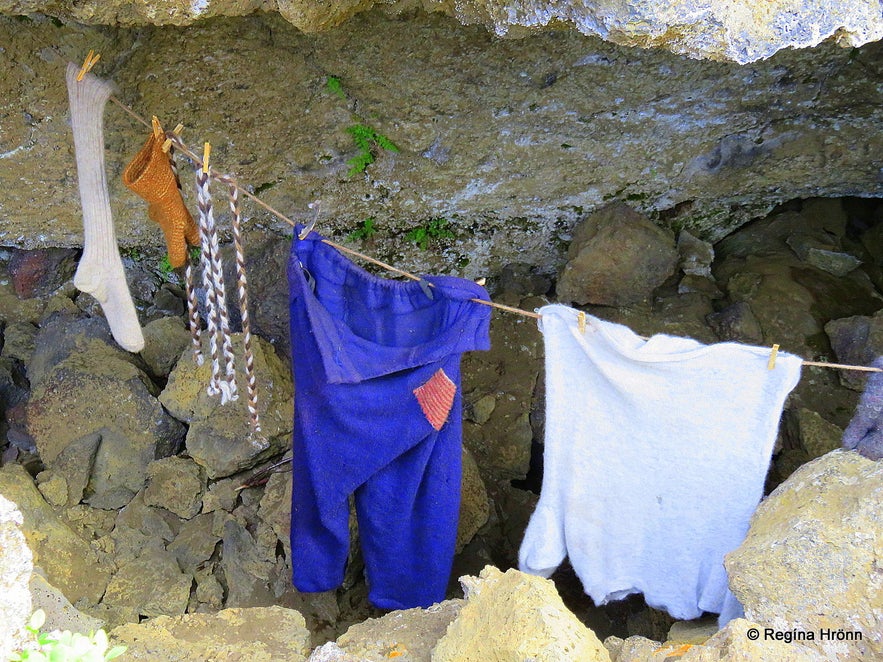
[414,369,456,431]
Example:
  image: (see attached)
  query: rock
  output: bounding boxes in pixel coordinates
[109,606,311,661]
[5,0,882,64]
[678,230,715,278]
[607,619,824,661]
[726,450,883,661]
[557,204,678,307]
[102,547,192,618]
[7,248,79,298]
[0,320,37,363]
[4,15,883,275]
[786,234,862,277]
[139,316,192,379]
[0,493,32,662]
[220,518,276,608]
[456,447,489,553]
[706,302,764,344]
[825,311,883,391]
[111,491,179,564]
[256,466,292,558]
[308,642,365,662]
[166,513,219,574]
[222,231,293,358]
[785,407,843,460]
[29,571,105,636]
[0,464,111,606]
[143,456,206,520]
[35,470,68,507]
[26,331,186,508]
[432,566,611,661]
[666,617,720,645]
[159,334,293,479]
[333,599,463,661]
[497,262,552,298]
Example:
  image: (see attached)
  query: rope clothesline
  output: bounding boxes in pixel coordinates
[103,91,880,374]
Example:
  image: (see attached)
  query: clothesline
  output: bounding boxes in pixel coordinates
[102,85,880,375]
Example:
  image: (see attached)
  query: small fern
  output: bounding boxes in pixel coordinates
[345,124,400,176]
[406,218,455,250]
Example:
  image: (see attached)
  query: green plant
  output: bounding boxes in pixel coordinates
[325,76,400,176]
[406,218,455,250]
[347,217,378,242]
[11,610,127,662]
[346,124,399,176]
[326,75,347,100]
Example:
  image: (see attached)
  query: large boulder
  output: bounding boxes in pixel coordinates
[332,599,464,661]
[725,450,883,661]
[556,204,678,306]
[25,315,185,509]
[159,334,293,479]
[432,566,611,661]
[109,606,311,661]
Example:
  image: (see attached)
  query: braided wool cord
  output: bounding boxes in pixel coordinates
[169,144,204,366]
[195,166,238,402]
[227,181,261,433]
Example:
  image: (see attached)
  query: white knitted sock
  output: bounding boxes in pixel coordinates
[65,62,144,353]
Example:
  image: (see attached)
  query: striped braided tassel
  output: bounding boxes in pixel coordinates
[168,144,204,365]
[226,181,261,433]
[195,166,237,401]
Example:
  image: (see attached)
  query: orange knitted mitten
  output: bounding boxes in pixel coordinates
[123,132,200,268]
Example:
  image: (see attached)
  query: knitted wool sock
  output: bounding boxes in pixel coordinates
[842,356,883,460]
[65,62,144,353]
[122,131,200,268]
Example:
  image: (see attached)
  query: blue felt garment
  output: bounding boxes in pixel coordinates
[842,356,883,461]
[287,230,491,609]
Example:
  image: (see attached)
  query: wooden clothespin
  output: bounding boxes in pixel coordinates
[767,343,780,370]
[202,142,211,174]
[577,311,587,334]
[151,116,164,141]
[76,50,101,81]
[161,124,183,153]
[475,277,486,287]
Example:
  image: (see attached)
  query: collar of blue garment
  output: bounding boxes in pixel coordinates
[291,230,491,384]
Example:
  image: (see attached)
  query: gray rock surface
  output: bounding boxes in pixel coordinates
[432,566,611,661]
[160,334,293,478]
[726,450,883,661]
[2,12,883,279]
[109,606,311,661]
[557,203,678,306]
[0,493,32,662]
[143,456,206,520]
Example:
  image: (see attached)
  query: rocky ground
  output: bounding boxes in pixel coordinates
[1,195,882,660]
